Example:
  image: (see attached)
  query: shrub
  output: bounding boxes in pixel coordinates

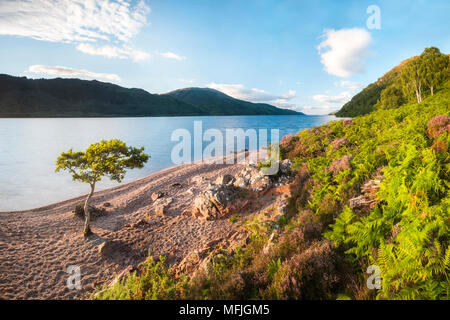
[427,115,450,139]
[95,256,187,300]
[268,241,341,299]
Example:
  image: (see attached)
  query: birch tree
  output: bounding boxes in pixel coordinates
[420,47,450,96]
[401,58,426,104]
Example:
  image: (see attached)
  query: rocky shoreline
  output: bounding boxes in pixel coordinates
[0,153,295,300]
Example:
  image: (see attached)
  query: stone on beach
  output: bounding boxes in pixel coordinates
[97,240,113,256]
[154,197,173,217]
[151,191,165,202]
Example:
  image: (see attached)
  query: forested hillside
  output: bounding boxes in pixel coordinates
[336,48,449,117]
[0,75,300,117]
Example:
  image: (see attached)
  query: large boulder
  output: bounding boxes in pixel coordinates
[191,184,239,220]
[189,161,295,220]
[235,159,294,189]
[279,159,293,176]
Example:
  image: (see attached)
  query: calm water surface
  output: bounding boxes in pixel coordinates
[0,115,338,211]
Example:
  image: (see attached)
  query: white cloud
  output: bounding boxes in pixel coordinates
[27,65,120,81]
[76,43,150,61]
[335,80,362,91]
[312,91,352,104]
[156,51,187,61]
[299,105,336,115]
[311,80,361,108]
[0,0,149,42]
[0,0,151,61]
[318,28,372,77]
[206,83,296,107]
[177,78,196,83]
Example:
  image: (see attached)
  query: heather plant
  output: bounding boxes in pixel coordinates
[427,115,450,139]
[267,241,341,300]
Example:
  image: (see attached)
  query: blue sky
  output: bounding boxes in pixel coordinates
[0,0,449,114]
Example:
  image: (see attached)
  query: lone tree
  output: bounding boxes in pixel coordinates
[56,139,149,236]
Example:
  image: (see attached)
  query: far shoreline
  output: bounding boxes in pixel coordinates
[0,113,327,119]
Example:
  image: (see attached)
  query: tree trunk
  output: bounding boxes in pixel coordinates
[431,86,434,96]
[418,82,422,103]
[414,80,422,103]
[83,183,95,236]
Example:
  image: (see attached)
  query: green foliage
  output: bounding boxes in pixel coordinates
[56,139,149,234]
[266,258,282,280]
[421,47,450,96]
[56,139,149,185]
[323,84,450,299]
[95,256,188,300]
[229,213,240,223]
[377,85,405,110]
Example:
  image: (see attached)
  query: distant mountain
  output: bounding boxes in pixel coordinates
[164,87,301,116]
[0,74,301,117]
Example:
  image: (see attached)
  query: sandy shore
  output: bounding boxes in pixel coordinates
[0,155,257,299]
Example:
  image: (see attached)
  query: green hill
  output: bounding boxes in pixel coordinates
[336,49,449,118]
[165,87,301,115]
[0,74,301,117]
[335,57,416,117]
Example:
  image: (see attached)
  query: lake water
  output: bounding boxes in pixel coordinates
[0,115,337,211]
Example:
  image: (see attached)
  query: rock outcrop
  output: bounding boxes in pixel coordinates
[188,160,294,221]
[349,179,381,213]
[233,159,294,191]
[190,182,241,220]
[233,166,271,191]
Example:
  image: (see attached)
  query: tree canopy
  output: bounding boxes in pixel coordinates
[56,139,149,235]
